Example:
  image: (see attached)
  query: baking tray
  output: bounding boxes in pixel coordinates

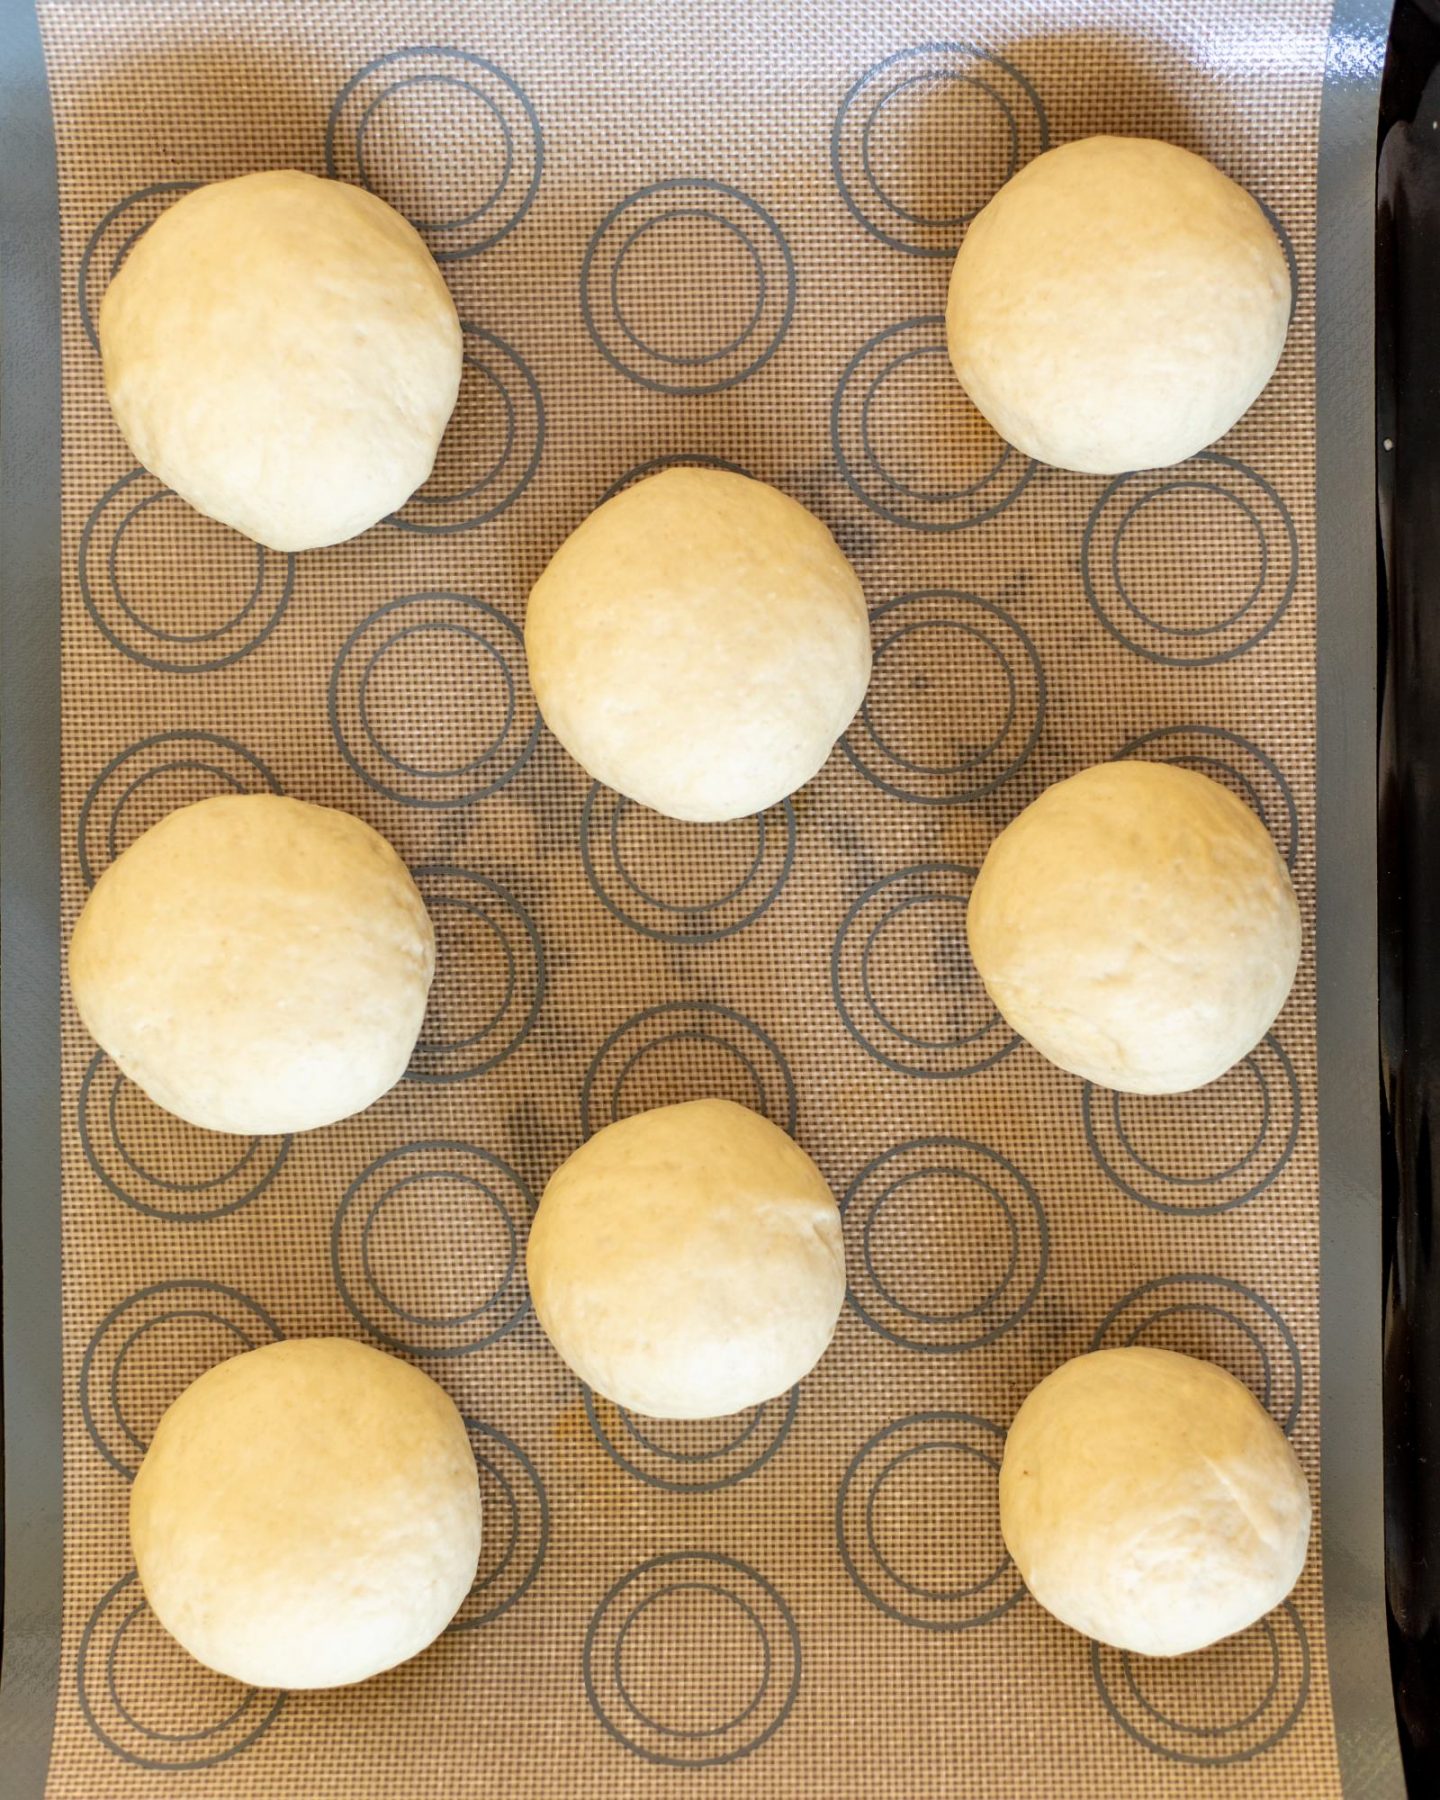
[0,0,1404,1792]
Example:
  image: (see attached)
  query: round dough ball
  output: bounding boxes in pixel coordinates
[946,136,1290,473]
[98,171,462,551]
[70,794,435,1134]
[525,468,871,821]
[966,761,1299,1093]
[131,1338,481,1688]
[526,1098,846,1417]
[1000,1347,1310,1656]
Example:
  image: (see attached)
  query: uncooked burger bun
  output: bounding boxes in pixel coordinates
[98,171,463,550]
[526,1098,846,1417]
[131,1339,481,1688]
[965,761,1299,1093]
[999,1346,1311,1656]
[525,468,871,821]
[70,793,435,1134]
[946,136,1290,473]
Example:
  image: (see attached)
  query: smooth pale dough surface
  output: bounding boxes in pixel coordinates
[524,468,872,821]
[70,794,435,1134]
[131,1338,481,1688]
[526,1098,846,1418]
[966,761,1300,1093]
[98,171,462,551]
[1000,1346,1311,1657]
[946,136,1290,474]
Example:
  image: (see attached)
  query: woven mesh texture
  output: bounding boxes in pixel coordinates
[36,1,1337,1794]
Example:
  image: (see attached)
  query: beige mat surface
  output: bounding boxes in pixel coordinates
[36,1,1335,1793]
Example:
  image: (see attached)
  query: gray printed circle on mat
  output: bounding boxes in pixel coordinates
[842,1137,1047,1353]
[79,468,295,673]
[581,179,796,395]
[77,180,200,352]
[328,590,539,806]
[77,1570,286,1771]
[447,1419,550,1629]
[1113,724,1299,870]
[1081,453,1299,666]
[832,863,1018,1078]
[582,1385,799,1493]
[583,1552,801,1766]
[580,1001,798,1138]
[836,1412,1024,1629]
[1090,1274,1303,1435]
[844,589,1046,804]
[1082,1034,1301,1214]
[79,1281,284,1479]
[1092,1601,1310,1765]
[831,316,1034,529]
[331,1140,533,1357]
[325,47,543,259]
[831,43,1049,256]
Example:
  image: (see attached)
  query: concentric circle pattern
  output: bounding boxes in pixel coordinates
[844,590,1045,803]
[581,1002,797,1137]
[331,1140,533,1356]
[842,1138,1047,1352]
[836,1413,1023,1630]
[447,1419,550,1629]
[1091,1274,1302,1434]
[79,1281,284,1479]
[581,788,796,944]
[328,590,539,806]
[1083,1036,1301,1215]
[1114,725,1298,870]
[1092,1603,1311,1765]
[583,1552,801,1766]
[77,730,282,888]
[325,47,543,258]
[832,317,1034,529]
[581,179,795,394]
[831,43,1048,255]
[409,866,544,1082]
[79,468,294,672]
[832,864,1016,1077]
[388,325,544,533]
[78,1052,290,1223]
[1082,454,1299,665]
[77,1571,286,1771]
[583,1386,799,1493]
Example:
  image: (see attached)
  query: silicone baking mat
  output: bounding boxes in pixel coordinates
[2,0,1374,1793]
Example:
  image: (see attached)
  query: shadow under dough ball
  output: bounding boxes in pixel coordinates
[130,1339,481,1688]
[69,793,435,1135]
[965,760,1300,1093]
[526,1098,846,1418]
[98,170,463,551]
[1000,1346,1311,1656]
[946,135,1290,474]
[524,467,872,822]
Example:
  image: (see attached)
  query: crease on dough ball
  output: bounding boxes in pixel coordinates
[946,136,1290,474]
[526,1097,847,1417]
[999,1346,1311,1656]
[524,468,872,822]
[98,171,462,550]
[965,760,1300,1093]
[130,1338,481,1688]
[69,793,435,1135]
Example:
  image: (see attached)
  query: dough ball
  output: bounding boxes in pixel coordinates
[525,468,871,821]
[70,794,435,1134]
[526,1098,845,1417]
[946,136,1290,473]
[1000,1347,1310,1656]
[131,1338,481,1688]
[966,761,1299,1093]
[98,171,462,551]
